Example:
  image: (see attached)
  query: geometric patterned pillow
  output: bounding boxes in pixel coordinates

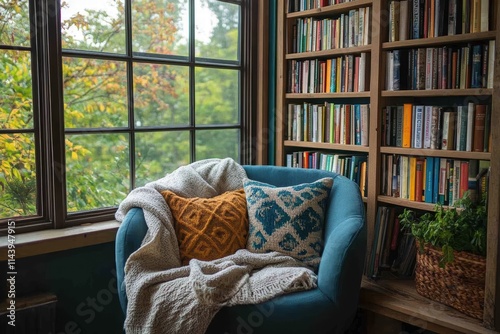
[243,177,333,269]
[161,189,248,266]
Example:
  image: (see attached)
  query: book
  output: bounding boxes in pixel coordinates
[472,104,486,152]
[430,106,441,149]
[487,40,495,88]
[437,158,448,204]
[412,105,424,148]
[456,105,467,151]
[441,110,456,150]
[471,44,483,88]
[400,1,409,41]
[480,0,489,32]
[409,156,417,201]
[400,155,409,199]
[396,106,404,147]
[402,103,413,148]
[466,102,475,151]
[415,158,424,202]
[423,105,432,149]
[425,156,435,203]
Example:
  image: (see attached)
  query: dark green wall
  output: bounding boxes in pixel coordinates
[1,242,124,334]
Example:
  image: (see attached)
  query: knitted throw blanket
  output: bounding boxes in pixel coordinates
[115,158,317,334]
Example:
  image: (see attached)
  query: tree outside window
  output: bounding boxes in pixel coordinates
[0,0,250,229]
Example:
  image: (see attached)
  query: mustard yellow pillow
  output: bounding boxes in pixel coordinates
[162,189,248,265]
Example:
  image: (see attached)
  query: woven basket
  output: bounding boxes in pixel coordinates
[414,242,486,320]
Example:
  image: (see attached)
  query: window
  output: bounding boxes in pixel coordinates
[0,0,256,232]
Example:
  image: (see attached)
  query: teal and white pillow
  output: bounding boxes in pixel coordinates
[243,177,333,268]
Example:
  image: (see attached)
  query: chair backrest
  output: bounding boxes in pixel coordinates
[116,165,365,315]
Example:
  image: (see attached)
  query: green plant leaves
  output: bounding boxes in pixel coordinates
[398,191,487,267]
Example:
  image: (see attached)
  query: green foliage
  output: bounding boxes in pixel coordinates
[399,192,488,267]
[1,0,241,218]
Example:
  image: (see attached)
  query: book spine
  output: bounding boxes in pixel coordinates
[438,158,448,204]
[466,102,475,152]
[433,156,440,203]
[430,106,440,149]
[424,156,434,203]
[423,105,432,149]
[471,44,482,88]
[415,158,424,202]
[473,104,486,152]
[396,106,404,147]
[413,105,424,148]
[409,156,417,201]
[402,104,413,148]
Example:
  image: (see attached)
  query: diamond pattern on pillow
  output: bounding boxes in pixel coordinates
[162,189,248,266]
[243,177,333,268]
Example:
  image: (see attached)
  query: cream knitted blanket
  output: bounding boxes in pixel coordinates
[115,158,317,334]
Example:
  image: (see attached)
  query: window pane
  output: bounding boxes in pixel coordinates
[0,133,37,218]
[135,131,189,187]
[132,0,188,57]
[0,0,30,47]
[0,50,33,129]
[61,0,126,54]
[133,63,189,127]
[195,0,239,61]
[63,57,128,129]
[66,133,129,212]
[196,129,239,161]
[195,67,238,125]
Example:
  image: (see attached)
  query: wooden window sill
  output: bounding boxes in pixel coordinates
[0,221,120,260]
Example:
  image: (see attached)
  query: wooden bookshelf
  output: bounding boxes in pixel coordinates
[382,31,497,50]
[275,0,500,332]
[380,147,491,160]
[284,140,370,152]
[286,0,373,18]
[286,45,372,59]
[360,278,499,334]
[286,92,371,99]
[381,88,493,97]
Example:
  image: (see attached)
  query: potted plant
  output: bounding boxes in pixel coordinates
[398,191,487,320]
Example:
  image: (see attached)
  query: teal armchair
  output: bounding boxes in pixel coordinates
[115,165,366,334]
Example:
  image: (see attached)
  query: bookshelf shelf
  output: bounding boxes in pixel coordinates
[286,92,371,99]
[360,278,498,334]
[284,140,370,152]
[377,195,451,212]
[380,147,491,160]
[286,45,372,60]
[286,0,373,19]
[381,88,493,97]
[382,31,497,50]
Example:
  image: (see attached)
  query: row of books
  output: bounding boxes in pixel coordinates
[287,0,355,12]
[381,154,489,206]
[291,7,371,53]
[366,206,416,278]
[287,103,369,145]
[386,41,495,91]
[286,151,368,195]
[382,103,491,152]
[288,53,368,94]
[388,0,490,42]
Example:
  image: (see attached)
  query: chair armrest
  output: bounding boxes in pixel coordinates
[115,207,148,314]
[317,174,366,301]
[316,215,366,334]
[317,215,366,307]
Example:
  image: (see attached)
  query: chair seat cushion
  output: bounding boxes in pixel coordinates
[243,177,333,268]
[162,189,248,265]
